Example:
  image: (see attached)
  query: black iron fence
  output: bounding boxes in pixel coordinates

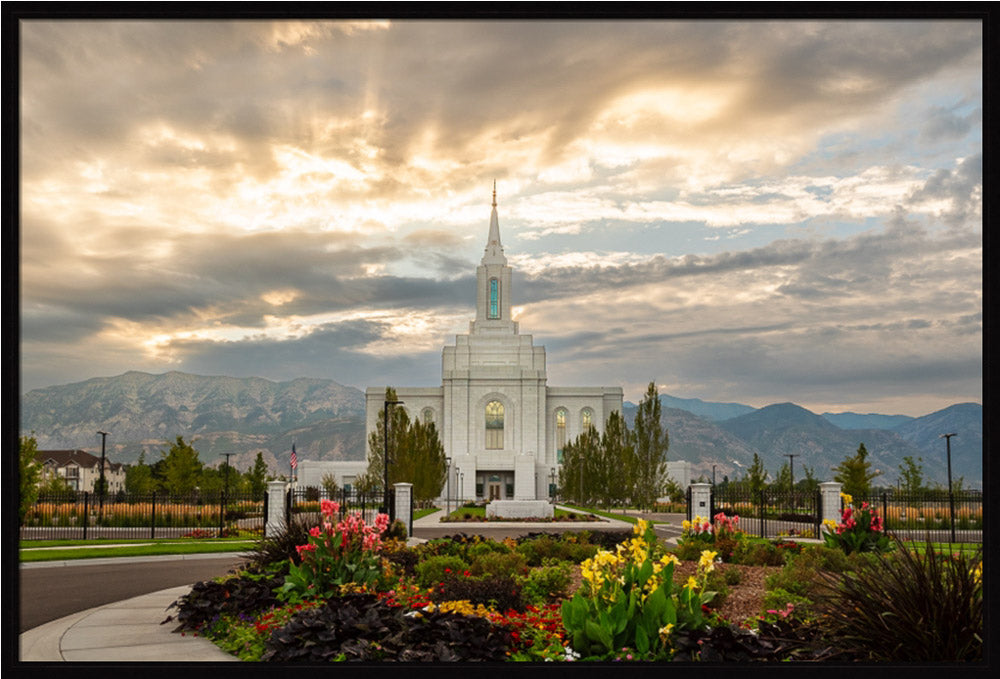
[849,490,983,543]
[709,487,821,540]
[20,491,266,541]
[287,486,388,529]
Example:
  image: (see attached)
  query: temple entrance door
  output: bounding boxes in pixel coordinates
[488,482,502,500]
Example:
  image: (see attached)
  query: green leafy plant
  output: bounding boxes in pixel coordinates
[414,554,471,588]
[822,497,893,555]
[561,520,717,660]
[814,536,983,661]
[279,500,391,603]
[469,550,528,579]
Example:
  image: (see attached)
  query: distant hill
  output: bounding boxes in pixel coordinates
[821,412,915,430]
[20,371,367,473]
[21,373,981,487]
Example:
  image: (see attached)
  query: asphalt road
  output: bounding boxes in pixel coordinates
[18,554,247,633]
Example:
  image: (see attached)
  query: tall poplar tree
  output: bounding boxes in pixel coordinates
[161,436,203,495]
[600,410,635,507]
[632,382,668,509]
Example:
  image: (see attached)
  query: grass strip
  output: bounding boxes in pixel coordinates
[20,540,257,562]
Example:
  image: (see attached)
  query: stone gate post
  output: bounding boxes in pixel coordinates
[393,482,413,539]
[689,483,712,521]
[819,482,843,533]
[265,480,288,537]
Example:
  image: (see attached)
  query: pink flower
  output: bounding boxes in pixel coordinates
[321,499,340,517]
[295,543,317,556]
[309,526,322,537]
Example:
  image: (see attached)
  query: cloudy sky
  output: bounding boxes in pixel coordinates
[18,18,982,417]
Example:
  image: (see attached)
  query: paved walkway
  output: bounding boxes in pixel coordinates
[19,511,677,662]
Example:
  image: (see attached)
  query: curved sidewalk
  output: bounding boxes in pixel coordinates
[19,584,237,662]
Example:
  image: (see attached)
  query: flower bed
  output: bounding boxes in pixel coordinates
[165,506,983,663]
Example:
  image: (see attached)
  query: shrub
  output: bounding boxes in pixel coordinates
[262,594,513,662]
[414,554,471,588]
[470,551,528,579]
[814,537,983,661]
[515,533,598,565]
[434,573,526,612]
[760,588,815,624]
[520,561,573,604]
[731,540,785,566]
[165,572,285,632]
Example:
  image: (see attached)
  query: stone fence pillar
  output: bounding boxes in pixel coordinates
[819,481,843,533]
[265,480,288,537]
[689,483,712,521]
[393,482,413,538]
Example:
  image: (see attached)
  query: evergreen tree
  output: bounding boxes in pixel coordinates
[125,451,156,495]
[833,442,881,498]
[796,465,819,494]
[247,451,269,497]
[632,382,668,509]
[161,436,204,495]
[573,426,602,506]
[321,473,340,499]
[772,461,792,491]
[19,435,41,525]
[559,438,582,503]
[363,388,411,496]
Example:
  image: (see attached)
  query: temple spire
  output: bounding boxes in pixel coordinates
[484,182,504,260]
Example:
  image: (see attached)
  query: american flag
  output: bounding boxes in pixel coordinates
[290,443,298,470]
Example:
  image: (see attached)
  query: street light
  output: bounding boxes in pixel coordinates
[445,456,452,516]
[220,453,233,538]
[459,472,465,504]
[549,467,556,502]
[97,431,109,518]
[940,433,958,542]
[711,465,717,487]
[383,399,404,521]
[785,454,799,494]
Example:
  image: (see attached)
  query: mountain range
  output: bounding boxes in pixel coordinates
[21,371,982,488]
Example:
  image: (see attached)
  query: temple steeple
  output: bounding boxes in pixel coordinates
[483,180,506,264]
[472,183,516,334]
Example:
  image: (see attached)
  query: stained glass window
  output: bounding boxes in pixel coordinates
[486,400,504,449]
[582,409,593,431]
[489,278,499,319]
[556,408,567,462]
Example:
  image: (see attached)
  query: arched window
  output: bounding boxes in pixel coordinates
[488,278,500,319]
[581,408,594,431]
[422,407,435,425]
[486,400,504,449]
[555,408,567,463]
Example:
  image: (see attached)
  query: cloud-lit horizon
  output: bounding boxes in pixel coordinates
[19,19,982,417]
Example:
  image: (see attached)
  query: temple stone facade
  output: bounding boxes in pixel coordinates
[366,188,623,502]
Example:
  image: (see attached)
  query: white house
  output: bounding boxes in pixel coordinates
[36,449,126,493]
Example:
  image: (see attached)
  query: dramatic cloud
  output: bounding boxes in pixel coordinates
[18,18,982,416]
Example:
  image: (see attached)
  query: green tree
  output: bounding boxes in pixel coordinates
[559,437,585,503]
[897,455,925,494]
[20,435,42,525]
[632,382,669,509]
[833,442,881,498]
[247,451,269,497]
[796,465,819,494]
[363,388,447,504]
[125,451,156,494]
[746,453,767,496]
[321,472,340,499]
[600,410,635,507]
[772,461,792,492]
[160,436,204,495]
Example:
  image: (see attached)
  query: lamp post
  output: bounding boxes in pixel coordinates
[712,465,717,487]
[445,456,452,516]
[383,399,404,520]
[785,454,799,494]
[549,467,556,502]
[940,433,958,542]
[220,453,233,537]
[459,472,464,504]
[97,431,109,519]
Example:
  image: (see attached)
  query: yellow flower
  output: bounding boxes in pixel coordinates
[635,518,649,535]
[840,492,853,505]
[658,623,674,641]
[698,550,718,571]
[660,554,681,567]
[685,576,699,590]
[682,519,692,532]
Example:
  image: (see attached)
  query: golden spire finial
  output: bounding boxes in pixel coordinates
[492,179,497,208]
